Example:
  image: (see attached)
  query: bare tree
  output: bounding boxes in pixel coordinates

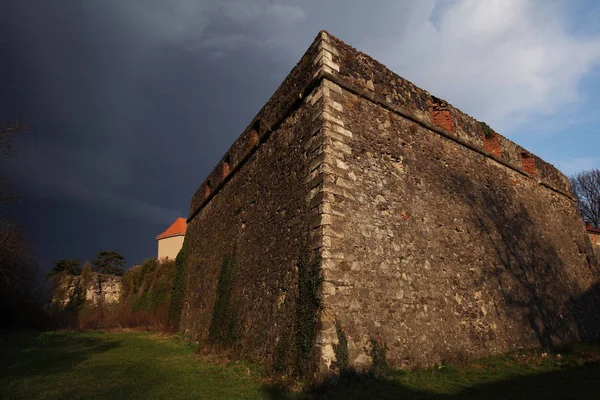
[570,169,600,228]
[0,118,28,202]
[0,118,44,328]
[0,118,29,283]
[0,218,33,292]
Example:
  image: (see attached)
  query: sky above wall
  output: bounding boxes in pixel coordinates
[1,0,599,269]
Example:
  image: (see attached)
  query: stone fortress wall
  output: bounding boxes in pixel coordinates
[182,31,600,374]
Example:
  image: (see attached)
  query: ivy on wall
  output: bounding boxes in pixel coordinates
[209,244,239,346]
[370,338,389,376]
[294,246,323,376]
[168,237,188,330]
[334,320,349,371]
[272,245,323,377]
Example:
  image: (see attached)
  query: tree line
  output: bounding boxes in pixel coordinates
[49,250,127,277]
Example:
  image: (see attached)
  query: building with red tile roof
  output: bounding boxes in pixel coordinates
[156,217,187,260]
[586,223,600,246]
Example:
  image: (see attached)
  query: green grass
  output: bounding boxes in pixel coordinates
[297,345,600,400]
[1,331,600,400]
[0,331,267,400]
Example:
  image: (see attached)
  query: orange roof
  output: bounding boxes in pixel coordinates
[587,225,600,235]
[156,218,187,240]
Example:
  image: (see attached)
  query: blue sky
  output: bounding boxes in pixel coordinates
[520,68,600,175]
[513,0,600,175]
[1,0,599,266]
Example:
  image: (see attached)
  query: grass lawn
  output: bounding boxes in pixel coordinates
[0,331,267,400]
[1,331,599,399]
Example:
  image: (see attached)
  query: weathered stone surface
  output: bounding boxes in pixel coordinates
[51,274,122,308]
[324,81,599,369]
[182,31,600,375]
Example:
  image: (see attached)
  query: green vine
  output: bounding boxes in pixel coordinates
[369,338,389,376]
[209,244,239,346]
[480,121,494,138]
[294,246,323,376]
[168,237,188,330]
[334,320,349,371]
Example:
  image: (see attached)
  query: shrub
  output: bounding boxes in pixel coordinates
[50,258,176,331]
[119,258,175,330]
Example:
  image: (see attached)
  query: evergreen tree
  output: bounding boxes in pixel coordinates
[49,258,82,276]
[92,250,126,276]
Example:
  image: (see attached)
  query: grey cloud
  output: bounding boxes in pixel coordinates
[264,4,307,22]
[111,0,307,54]
[359,0,600,132]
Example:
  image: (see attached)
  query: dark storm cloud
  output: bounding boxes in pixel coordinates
[0,1,319,219]
[0,0,317,265]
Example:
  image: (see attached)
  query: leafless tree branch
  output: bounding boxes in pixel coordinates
[570,169,600,228]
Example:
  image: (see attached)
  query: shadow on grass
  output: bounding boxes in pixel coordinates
[0,330,122,381]
[1,331,270,400]
[3,331,600,399]
[263,362,600,400]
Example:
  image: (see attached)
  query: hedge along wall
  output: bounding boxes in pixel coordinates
[118,258,176,329]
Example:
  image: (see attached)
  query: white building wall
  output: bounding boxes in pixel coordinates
[157,235,185,261]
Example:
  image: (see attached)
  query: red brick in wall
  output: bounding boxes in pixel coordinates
[429,97,454,134]
[483,132,501,158]
[520,152,537,177]
[430,109,454,133]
